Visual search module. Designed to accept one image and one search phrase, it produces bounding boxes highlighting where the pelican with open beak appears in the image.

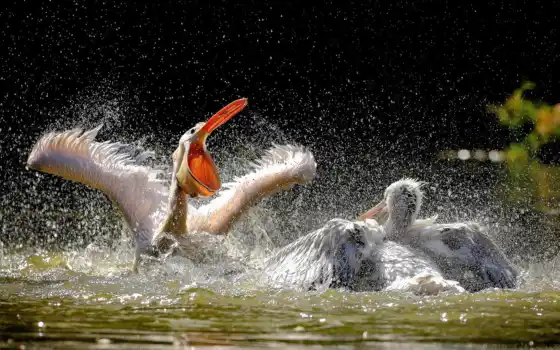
[27,98,317,272]
[176,99,247,198]
[153,99,249,260]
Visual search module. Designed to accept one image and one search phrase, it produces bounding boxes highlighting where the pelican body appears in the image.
[27,99,317,272]
[263,179,517,294]
[360,178,518,292]
[262,218,464,294]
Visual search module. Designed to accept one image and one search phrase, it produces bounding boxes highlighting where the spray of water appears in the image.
[1,82,559,296]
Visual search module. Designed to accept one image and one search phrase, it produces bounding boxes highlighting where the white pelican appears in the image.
[262,178,517,294]
[359,178,518,292]
[27,99,317,272]
[262,217,464,294]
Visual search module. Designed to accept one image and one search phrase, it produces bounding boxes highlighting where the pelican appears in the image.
[27,99,317,272]
[262,178,517,294]
[262,216,463,294]
[359,178,518,292]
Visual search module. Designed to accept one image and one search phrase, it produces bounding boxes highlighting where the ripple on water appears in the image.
[1,250,560,348]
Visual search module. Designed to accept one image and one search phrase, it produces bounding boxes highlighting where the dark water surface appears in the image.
[1,256,559,349]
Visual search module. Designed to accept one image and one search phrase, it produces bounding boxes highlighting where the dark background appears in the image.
[1,1,559,256]
[2,1,559,156]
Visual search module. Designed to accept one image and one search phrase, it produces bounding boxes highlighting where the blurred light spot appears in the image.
[457,149,471,161]
[488,150,505,163]
[473,149,486,161]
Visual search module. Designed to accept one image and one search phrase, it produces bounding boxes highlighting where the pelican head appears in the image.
[359,178,425,240]
[173,98,248,198]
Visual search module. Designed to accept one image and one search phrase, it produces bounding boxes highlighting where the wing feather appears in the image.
[27,125,168,247]
[189,144,317,234]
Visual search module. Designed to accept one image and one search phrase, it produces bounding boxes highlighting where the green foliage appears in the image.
[489,82,560,213]
[489,82,560,154]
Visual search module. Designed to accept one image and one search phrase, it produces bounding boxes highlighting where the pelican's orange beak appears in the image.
[358,200,388,221]
[179,98,248,197]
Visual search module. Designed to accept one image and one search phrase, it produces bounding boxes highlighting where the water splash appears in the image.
[1,82,560,296]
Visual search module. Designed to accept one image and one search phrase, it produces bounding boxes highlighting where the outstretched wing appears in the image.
[188,144,317,234]
[27,125,168,247]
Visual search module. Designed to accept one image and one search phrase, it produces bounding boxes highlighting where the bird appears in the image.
[359,178,518,292]
[260,216,464,295]
[261,178,517,294]
[26,99,317,272]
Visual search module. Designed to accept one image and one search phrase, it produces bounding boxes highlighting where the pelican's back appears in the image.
[263,219,384,291]
[408,222,518,291]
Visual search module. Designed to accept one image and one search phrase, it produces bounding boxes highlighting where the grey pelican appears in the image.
[263,179,517,294]
[359,178,518,292]
[262,217,463,294]
[27,99,317,272]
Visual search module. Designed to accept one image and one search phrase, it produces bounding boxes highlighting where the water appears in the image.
[1,249,560,349]
[2,110,560,348]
